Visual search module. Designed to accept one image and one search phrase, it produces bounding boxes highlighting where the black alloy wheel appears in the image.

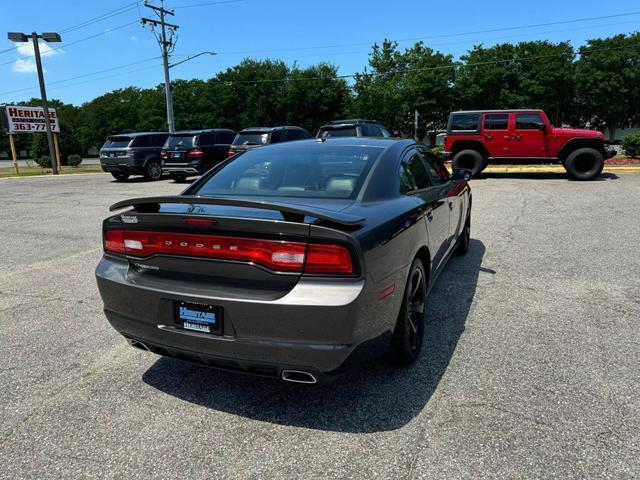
[388,258,427,364]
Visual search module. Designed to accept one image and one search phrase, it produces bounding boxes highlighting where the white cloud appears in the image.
[11,41,61,73]
[15,41,61,57]
[12,58,39,73]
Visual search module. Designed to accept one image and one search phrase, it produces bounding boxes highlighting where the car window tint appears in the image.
[270,130,283,144]
[131,136,150,147]
[516,113,545,130]
[193,145,383,199]
[166,135,195,149]
[320,127,357,138]
[198,133,216,146]
[421,151,450,185]
[148,134,169,147]
[362,124,383,137]
[103,137,132,148]
[220,132,235,144]
[484,113,509,130]
[400,153,430,193]
[233,133,270,146]
[451,114,480,131]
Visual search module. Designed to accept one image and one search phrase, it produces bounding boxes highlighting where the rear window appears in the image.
[103,137,132,149]
[450,114,480,132]
[233,133,270,146]
[193,144,383,199]
[319,127,358,138]
[165,135,195,149]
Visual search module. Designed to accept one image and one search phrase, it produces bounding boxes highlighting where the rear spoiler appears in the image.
[109,195,365,227]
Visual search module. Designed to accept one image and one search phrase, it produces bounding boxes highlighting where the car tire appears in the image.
[144,160,162,181]
[455,212,471,255]
[171,174,187,183]
[111,172,129,181]
[388,258,427,365]
[452,149,484,177]
[564,148,604,181]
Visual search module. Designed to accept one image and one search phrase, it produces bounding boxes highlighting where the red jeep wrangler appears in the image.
[442,110,616,180]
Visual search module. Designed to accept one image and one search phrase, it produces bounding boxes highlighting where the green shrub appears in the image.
[67,154,82,167]
[621,134,640,157]
[431,145,444,155]
[34,155,51,168]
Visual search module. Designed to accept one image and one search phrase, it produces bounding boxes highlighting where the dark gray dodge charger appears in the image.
[96,137,472,384]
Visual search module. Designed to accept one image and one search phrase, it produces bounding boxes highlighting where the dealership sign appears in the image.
[5,105,59,134]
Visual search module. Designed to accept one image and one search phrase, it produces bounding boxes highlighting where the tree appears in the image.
[575,33,640,140]
[354,40,455,138]
[454,41,576,125]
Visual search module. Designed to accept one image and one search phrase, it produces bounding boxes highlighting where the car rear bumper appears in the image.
[95,256,393,379]
[100,159,144,175]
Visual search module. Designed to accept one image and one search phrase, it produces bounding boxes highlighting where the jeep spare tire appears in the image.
[452,149,484,177]
[564,148,604,181]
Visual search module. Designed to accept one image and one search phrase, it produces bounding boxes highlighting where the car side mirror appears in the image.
[451,168,472,182]
[539,123,547,132]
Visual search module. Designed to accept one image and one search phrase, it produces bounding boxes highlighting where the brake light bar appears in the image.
[103,230,353,274]
[188,148,205,158]
[160,150,168,159]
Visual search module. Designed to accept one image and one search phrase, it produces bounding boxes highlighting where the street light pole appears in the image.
[31,32,58,175]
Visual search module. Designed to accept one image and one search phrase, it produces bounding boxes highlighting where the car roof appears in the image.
[321,119,380,128]
[172,129,236,135]
[238,126,303,133]
[451,109,544,115]
[109,132,169,138]
[256,136,407,150]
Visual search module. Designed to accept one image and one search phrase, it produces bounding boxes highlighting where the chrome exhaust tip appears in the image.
[128,339,151,352]
[281,370,317,384]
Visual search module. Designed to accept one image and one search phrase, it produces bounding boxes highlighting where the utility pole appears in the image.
[142,1,178,133]
[414,110,420,141]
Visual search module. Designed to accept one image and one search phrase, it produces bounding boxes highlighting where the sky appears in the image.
[0,0,638,106]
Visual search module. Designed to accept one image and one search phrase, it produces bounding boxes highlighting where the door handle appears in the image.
[512,134,522,141]
[484,134,493,141]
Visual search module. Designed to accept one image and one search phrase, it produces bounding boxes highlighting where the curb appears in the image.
[481,166,640,173]
[0,172,108,180]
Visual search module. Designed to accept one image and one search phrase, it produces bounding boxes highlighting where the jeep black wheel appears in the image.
[452,149,484,177]
[388,258,427,365]
[564,148,604,181]
[144,161,162,181]
[111,172,129,181]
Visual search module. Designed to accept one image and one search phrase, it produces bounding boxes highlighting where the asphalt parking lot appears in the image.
[1,172,639,479]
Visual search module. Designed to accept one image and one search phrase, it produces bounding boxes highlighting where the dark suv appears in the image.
[228,126,312,157]
[161,129,236,182]
[100,132,170,181]
[316,119,391,139]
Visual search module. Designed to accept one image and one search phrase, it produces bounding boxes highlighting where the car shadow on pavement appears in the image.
[477,172,619,181]
[142,239,486,433]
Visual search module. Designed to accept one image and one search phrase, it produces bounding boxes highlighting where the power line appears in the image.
[215,10,640,56]
[60,1,141,33]
[173,0,243,8]
[0,57,160,96]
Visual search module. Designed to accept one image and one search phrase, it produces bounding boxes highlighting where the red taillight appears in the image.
[305,244,353,274]
[188,148,205,158]
[104,229,125,254]
[160,150,168,159]
[228,147,237,158]
[103,229,354,274]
